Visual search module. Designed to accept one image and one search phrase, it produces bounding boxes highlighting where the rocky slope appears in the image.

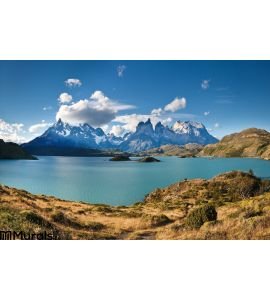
[0,139,36,160]
[199,128,270,159]
[1,171,270,239]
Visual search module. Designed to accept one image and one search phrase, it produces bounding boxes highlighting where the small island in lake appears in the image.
[110,155,131,161]
[138,156,160,163]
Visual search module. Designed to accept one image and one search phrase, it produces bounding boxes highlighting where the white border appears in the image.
[1,0,270,60]
[1,1,270,299]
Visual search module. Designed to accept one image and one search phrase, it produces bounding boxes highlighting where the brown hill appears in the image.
[199,128,270,159]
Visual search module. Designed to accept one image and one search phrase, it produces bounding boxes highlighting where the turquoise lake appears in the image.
[0,156,269,205]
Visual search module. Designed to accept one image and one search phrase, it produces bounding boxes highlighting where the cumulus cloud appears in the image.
[58,92,73,104]
[56,90,135,127]
[151,108,163,116]
[65,78,82,87]
[29,121,53,135]
[117,65,126,77]
[164,97,186,112]
[113,96,188,133]
[204,111,210,116]
[0,119,26,143]
[110,125,125,137]
[114,113,173,133]
[201,79,210,90]
[114,114,156,132]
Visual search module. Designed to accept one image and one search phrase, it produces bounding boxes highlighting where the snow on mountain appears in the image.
[23,119,111,150]
[23,118,218,153]
[120,119,218,152]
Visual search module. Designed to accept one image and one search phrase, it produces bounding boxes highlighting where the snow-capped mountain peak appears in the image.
[23,119,218,153]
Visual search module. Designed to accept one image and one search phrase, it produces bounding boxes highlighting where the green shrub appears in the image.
[186,205,217,229]
[51,211,82,229]
[21,210,46,226]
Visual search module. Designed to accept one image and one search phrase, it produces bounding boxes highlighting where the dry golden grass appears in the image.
[1,171,270,239]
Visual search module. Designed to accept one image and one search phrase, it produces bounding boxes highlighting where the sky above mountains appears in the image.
[0,60,270,143]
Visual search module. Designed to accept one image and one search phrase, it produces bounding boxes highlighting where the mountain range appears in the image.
[22,118,218,154]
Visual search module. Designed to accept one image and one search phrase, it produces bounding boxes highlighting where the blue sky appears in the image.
[0,60,270,143]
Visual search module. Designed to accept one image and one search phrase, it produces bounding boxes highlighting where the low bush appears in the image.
[186,205,217,229]
[21,210,46,226]
[51,211,82,229]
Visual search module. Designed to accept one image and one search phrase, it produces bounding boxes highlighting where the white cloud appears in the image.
[43,106,53,111]
[114,113,173,132]
[65,78,82,87]
[117,65,126,77]
[0,119,26,143]
[204,111,210,116]
[214,123,220,128]
[58,92,73,104]
[28,121,53,135]
[201,79,210,90]
[164,97,186,112]
[56,90,135,127]
[114,114,156,132]
[110,125,125,137]
[151,108,163,116]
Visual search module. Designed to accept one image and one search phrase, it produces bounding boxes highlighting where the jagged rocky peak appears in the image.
[136,118,154,135]
[95,127,106,136]
[154,121,166,133]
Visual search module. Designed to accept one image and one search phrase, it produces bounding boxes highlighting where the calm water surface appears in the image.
[0,156,269,205]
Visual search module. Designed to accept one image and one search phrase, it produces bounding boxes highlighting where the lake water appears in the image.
[0,156,270,206]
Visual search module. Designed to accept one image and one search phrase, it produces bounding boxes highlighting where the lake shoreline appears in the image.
[1,156,270,206]
[1,170,270,239]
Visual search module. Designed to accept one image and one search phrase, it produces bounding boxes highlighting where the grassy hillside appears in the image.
[0,139,36,160]
[1,171,270,239]
[199,128,270,159]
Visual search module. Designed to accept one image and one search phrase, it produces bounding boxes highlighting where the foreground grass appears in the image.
[1,171,270,239]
